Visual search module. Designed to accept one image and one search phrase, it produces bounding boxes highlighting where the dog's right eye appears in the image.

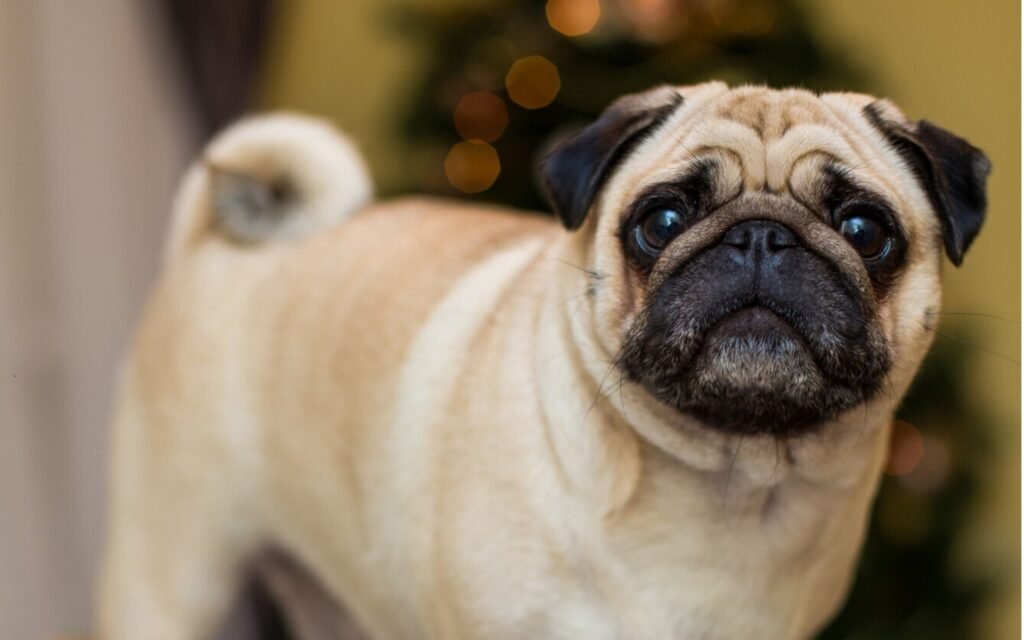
[632,208,685,261]
[839,214,890,260]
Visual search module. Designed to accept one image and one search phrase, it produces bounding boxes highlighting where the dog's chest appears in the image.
[567,476,873,640]
[443,527,833,640]
[263,526,834,640]
[422,482,860,640]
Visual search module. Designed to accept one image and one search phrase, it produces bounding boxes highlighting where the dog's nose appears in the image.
[721,220,799,265]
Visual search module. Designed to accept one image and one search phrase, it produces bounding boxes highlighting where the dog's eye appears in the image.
[840,214,890,259]
[634,208,685,258]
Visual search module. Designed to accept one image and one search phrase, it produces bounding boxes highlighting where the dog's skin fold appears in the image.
[98,83,989,639]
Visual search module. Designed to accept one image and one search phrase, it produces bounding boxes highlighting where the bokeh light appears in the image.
[617,0,690,43]
[505,55,561,109]
[546,0,602,37]
[885,420,925,476]
[899,433,951,494]
[454,91,509,143]
[444,141,501,193]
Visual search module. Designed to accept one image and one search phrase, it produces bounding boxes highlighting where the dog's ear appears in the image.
[864,101,991,266]
[540,86,683,230]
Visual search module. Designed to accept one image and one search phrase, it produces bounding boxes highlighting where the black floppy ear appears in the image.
[540,87,683,230]
[915,120,992,265]
[864,103,991,266]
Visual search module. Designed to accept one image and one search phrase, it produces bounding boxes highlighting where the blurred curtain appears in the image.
[159,0,276,136]
[0,1,198,637]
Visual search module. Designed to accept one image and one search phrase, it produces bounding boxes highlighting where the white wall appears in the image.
[0,2,197,637]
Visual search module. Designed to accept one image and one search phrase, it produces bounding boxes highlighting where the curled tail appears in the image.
[165,113,373,263]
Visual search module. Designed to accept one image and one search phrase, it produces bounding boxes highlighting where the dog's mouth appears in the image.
[619,251,890,437]
[695,305,820,376]
[707,305,801,341]
[678,305,833,435]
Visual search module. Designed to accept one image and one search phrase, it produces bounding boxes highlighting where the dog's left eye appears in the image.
[633,208,686,259]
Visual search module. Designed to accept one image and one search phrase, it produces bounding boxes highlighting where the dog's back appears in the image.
[100,115,564,639]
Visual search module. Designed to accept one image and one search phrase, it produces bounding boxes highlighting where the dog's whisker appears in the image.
[882,369,899,405]
[585,345,628,423]
[552,258,607,281]
[933,311,1020,324]
[928,327,1020,365]
[617,369,630,423]
[670,132,701,162]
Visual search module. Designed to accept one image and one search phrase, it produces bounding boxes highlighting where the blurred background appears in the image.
[0,0,1018,638]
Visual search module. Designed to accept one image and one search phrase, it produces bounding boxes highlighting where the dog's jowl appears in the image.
[99,84,989,640]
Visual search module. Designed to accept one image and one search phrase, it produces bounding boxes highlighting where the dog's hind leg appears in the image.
[97,367,260,640]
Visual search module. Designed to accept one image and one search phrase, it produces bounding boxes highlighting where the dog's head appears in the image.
[542,83,989,439]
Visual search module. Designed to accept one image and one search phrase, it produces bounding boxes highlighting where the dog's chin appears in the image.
[647,308,867,437]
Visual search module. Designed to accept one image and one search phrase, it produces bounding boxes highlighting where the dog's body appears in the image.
[99,83,990,639]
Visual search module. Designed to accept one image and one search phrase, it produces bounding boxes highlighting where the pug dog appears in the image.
[98,82,990,640]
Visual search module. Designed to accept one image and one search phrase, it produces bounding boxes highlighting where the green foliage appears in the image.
[388,0,864,209]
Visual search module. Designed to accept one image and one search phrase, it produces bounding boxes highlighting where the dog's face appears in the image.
[542,83,989,439]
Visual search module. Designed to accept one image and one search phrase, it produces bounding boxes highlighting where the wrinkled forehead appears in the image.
[616,84,906,205]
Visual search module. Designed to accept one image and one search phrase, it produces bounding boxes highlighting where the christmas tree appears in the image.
[388,0,864,208]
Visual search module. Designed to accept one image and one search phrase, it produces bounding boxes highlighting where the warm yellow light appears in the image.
[505,55,561,110]
[445,141,501,193]
[618,0,687,43]
[885,420,925,476]
[546,0,601,37]
[454,91,509,143]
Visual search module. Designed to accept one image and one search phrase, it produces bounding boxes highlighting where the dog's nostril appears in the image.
[722,227,752,249]
[722,220,798,255]
[767,227,799,250]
